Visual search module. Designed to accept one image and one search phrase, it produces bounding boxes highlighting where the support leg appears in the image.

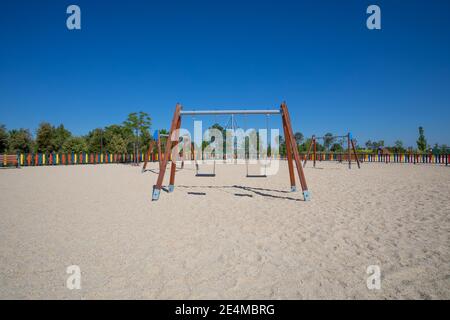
[282,114,296,192]
[168,117,181,192]
[153,104,182,201]
[142,141,154,173]
[303,135,314,168]
[348,133,351,169]
[281,102,310,200]
[351,138,361,169]
[157,132,163,171]
[313,137,317,168]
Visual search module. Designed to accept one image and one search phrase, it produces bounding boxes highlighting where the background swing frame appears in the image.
[303,133,361,169]
[142,131,183,173]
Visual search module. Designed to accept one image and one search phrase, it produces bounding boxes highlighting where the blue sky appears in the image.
[0,0,449,147]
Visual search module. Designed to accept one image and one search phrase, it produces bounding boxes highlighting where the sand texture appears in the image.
[0,161,449,299]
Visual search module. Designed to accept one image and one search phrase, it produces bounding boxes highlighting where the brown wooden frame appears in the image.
[303,133,361,169]
[151,102,310,201]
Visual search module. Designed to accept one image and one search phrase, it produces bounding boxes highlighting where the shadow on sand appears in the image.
[176,185,302,201]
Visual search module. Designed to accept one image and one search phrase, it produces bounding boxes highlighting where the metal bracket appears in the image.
[303,190,311,201]
[152,186,161,201]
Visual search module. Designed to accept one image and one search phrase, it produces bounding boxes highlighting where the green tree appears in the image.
[299,138,312,153]
[8,129,34,153]
[315,141,325,152]
[104,124,128,140]
[107,134,127,154]
[0,124,8,153]
[62,137,88,153]
[365,140,373,150]
[86,128,105,153]
[330,142,344,152]
[139,129,151,152]
[372,140,385,150]
[36,122,55,153]
[416,126,427,152]
[393,140,405,153]
[323,133,335,151]
[294,132,304,145]
[52,124,71,152]
[431,143,440,155]
[123,112,152,163]
[279,134,286,157]
[104,124,134,153]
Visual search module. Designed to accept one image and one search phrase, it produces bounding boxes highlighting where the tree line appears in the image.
[288,127,448,155]
[0,112,151,156]
[0,117,447,156]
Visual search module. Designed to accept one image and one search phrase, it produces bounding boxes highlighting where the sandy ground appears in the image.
[0,161,449,299]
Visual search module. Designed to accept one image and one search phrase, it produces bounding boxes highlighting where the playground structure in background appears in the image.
[142,130,175,173]
[303,133,361,169]
[151,102,310,202]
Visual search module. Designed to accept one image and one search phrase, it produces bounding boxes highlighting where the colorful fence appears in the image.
[194,152,449,165]
[1,152,154,167]
[1,152,449,167]
[298,152,449,165]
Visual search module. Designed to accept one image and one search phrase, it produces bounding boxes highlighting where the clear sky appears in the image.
[1,0,449,147]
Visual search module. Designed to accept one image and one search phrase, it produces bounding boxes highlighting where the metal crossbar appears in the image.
[314,135,348,140]
[180,109,281,116]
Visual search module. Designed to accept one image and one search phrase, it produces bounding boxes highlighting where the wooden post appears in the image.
[282,112,296,191]
[313,137,317,168]
[168,116,182,192]
[348,133,351,169]
[152,104,182,201]
[142,141,155,172]
[350,134,361,169]
[302,135,315,168]
[280,102,310,200]
[157,131,163,170]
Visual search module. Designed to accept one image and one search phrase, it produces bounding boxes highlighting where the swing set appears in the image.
[142,130,165,172]
[151,102,310,202]
[303,133,361,169]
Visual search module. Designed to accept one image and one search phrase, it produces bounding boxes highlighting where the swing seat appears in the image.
[246,159,269,178]
[195,160,216,177]
[195,173,216,177]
